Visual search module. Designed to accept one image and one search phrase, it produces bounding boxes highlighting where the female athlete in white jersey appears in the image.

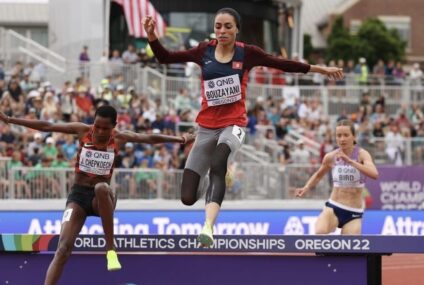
[296,119,379,234]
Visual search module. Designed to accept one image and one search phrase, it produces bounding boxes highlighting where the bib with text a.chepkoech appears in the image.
[78,147,115,176]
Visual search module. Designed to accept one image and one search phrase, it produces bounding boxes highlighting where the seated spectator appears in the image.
[392,62,405,85]
[385,124,404,166]
[153,145,171,170]
[0,92,14,116]
[3,150,30,198]
[372,59,386,85]
[43,137,58,160]
[51,152,70,168]
[61,134,78,160]
[291,141,310,164]
[0,124,16,151]
[410,63,423,96]
[121,142,139,168]
[40,92,59,121]
[122,44,138,64]
[60,88,75,122]
[278,142,292,166]
[372,121,385,138]
[75,86,93,115]
[174,88,192,115]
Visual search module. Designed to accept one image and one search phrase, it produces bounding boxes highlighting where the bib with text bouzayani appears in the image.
[78,147,115,176]
[204,74,241,107]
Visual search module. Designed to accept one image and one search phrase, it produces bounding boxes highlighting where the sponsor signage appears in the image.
[1,210,424,236]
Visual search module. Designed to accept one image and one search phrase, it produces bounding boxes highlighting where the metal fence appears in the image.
[1,135,424,200]
[0,163,331,201]
[251,127,424,166]
[360,137,424,165]
[245,84,424,118]
[141,68,424,121]
[148,69,419,121]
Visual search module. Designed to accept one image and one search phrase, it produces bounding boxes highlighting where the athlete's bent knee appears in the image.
[181,169,201,206]
[94,182,110,197]
[181,196,196,206]
[55,242,73,262]
[209,144,231,177]
[205,143,231,205]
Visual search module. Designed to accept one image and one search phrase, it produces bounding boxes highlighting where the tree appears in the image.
[356,19,405,66]
[325,16,355,63]
[327,16,350,45]
[303,34,313,62]
[325,16,405,67]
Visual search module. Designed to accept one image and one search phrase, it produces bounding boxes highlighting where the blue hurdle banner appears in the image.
[1,234,424,254]
[0,210,424,235]
[0,250,370,285]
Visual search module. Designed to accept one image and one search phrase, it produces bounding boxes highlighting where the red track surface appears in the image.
[383,254,424,285]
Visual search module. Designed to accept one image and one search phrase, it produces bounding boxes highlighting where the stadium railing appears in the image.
[0,164,328,201]
[0,138,423,200]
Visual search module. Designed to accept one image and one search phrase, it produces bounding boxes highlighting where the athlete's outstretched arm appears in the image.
[309,65,344,81]
[295,154,332,197]
[246,45,344,81]
[142,16,203,64]
[143,16,158,42]
[116,130,196,145]
[0,111,89,134]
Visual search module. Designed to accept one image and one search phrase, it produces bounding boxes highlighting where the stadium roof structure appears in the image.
[301,0,358,49]
[0,1,48,25]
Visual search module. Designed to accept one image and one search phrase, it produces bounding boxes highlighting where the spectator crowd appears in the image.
[1,51,424,198]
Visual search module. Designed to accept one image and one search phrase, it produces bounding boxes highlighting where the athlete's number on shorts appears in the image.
[236,128,242,139]
[232,126,245,143]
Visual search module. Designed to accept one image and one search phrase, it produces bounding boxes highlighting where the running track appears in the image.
[383,254,424,285]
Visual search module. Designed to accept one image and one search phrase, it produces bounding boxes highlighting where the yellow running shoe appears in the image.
[197,222,214,247]
[106,250,122,271]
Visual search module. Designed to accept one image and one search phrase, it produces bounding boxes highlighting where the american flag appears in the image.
[113,0,167,38]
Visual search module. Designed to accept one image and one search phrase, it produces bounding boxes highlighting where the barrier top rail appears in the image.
[1,234,424,254]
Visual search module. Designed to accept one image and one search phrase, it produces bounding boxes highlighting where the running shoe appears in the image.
[106,250,122,271]
[197,222,214,247]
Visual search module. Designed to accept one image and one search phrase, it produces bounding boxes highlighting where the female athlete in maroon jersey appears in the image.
[0,105,195,284]
[143,8,343,246]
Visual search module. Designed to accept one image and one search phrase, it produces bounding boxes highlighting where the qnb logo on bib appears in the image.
[79,147,114,176]
[204,74,242,106]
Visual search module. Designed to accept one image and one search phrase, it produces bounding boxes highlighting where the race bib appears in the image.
[78,147,114,176]
[204,74,242,106]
